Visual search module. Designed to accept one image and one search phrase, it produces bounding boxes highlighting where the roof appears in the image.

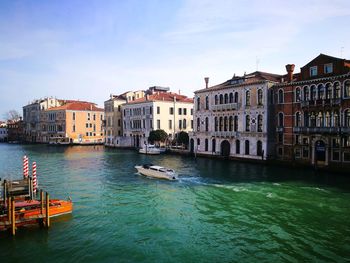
[195,71,282,93]
[127,92,193,104]
[301,53,350,69]
[46,102,103,112]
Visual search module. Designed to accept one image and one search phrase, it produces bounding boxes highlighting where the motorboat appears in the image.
[135,164,178,180]
[139,144,161,155]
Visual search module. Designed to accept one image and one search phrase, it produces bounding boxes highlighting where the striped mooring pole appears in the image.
[23,155,29,179]
[32,162,37,193]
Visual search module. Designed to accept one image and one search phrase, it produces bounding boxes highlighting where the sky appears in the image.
[1,0,350,118]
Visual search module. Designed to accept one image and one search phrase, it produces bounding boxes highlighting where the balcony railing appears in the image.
[293,127,340,134]
[212,103,239,111]
[212,131,239,137]
[300,98,341,108]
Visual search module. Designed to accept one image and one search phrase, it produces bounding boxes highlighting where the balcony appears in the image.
[300,98,341,108]
[212,103,239,111]
[293,127,340,134]
[212,131,238,137]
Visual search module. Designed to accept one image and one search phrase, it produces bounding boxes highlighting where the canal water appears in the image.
[0,144,349,262]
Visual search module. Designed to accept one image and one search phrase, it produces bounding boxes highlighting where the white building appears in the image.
[189,72,281,160]
[0,122,7,142]
[115,87,194,148]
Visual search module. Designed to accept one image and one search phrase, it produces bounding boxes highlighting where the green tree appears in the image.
[176,131,189,145]
[148,129,168,144]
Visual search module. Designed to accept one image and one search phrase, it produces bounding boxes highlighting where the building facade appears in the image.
[7,119,25,143]
[189,72,281,160]
[273,54,350,168]
[40,101,105,144]
[117,88,193,148]
[0,122,7,142]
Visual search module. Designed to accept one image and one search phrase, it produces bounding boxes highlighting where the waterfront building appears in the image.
[7,118,25,143]
[0,122,7,142]
[40,101,104,144]
[104,91,145,146]
[118,87,193,148]
[189,72,281,160]
[23,98,63,142]
[273,54,350,168]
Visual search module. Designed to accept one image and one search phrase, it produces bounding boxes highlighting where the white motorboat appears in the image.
[139,144,161,155]
[135,164,178,180]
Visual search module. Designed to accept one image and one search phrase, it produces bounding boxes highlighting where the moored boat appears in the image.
[138,144,161,155]
[135,164,178,180]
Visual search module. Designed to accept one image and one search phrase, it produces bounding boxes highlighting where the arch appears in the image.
[344,79,350,98]
[257,140,263,157]
[214,117,218,131]
[197,117,200,131]
[234,92,239,103]
[295,112,301,127]
[205,96,209,110]
[278,89,284,103]
[303,85,310,101]
[229,93,234,103]
[344,109,350,127]
[333,81,341,98]
[235,139,240,154]
[205,138,208,151]
[224,116,228,131]
[315,140,326,162]
[245,140,250,155]
[219,94,223,104]
[257,114,263,132]
[212,139,216,153]
[245,115,250,131]
[205,117,209,131]
[224,94,228,104]
[310,85,317,100]
[295,87,301,102]
[257,89,263,105]
[229,116,233,131]
[246,90,251,106]
[310,111,316,127]
[278,112,284,127]
[197,97,200,110]
[325,82,332,99]
[215,95,218,105]
[234,116,238,131]
[317,83,325,100]
[333,110,340,127]
[221,140,230,157]
[304,111,309,127]
[219,117,223,131]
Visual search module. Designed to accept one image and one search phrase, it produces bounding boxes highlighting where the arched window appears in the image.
[212,139,216,153]
[246,90,251,106]
[304,111,309,127]
[214,117,218,131]
[318,84,325,99]
[334,82,341,99]
[278,112,284,127]
[197,97,200,110]
[278,89,284,104]
[303,86,310,101]
[234,116,238,131]
[295,112,301,127]
[325,83,332,99]
[229,116,233,131]
[295,87,301,102]
[219,94,223,104]
[310,112,316,127]
[234,92,239,103]
[229,93,233,103]
[219,117,223,131]
[205,96,209,110]
[344,80,350,98]
[197,138,200,148]
[334,110,340,127]
[197,117,200,131]
[205,139,208,151]
[345,109,350,127]
[215,95,218,105]
[310,85,316,100]
[257,141,263,156]
[316,111,324,127]
[257,114,263,132]
[325,111,331,127]
[245,115,250,131]
[224,94,228,104]
[257,89,263,105]
[236,140,240,154]
[224,116,228,131]
[245,140,250,155]
[205,117,208,131]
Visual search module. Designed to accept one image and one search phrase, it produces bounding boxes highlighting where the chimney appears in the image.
[204,77,209,89]
[285,64,295,82]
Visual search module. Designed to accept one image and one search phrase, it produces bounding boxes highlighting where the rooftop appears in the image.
[46,102,103,112]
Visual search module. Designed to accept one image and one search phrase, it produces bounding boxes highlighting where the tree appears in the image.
[3,110,21,121]
[176,131,189,145]
[148,129,168,144]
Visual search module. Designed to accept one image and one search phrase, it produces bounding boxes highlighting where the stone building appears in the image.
[189,72,281,160]
[273,54,350,168]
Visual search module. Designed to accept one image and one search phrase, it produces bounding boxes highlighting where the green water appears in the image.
[0,144,349,262]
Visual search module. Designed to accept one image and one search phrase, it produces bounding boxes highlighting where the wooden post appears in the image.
[40,190,44,215]
[3,180,7,204]
[8,197,11,222]
[29,177,33,200]
[46,192,50,228]
[11,197,15,236]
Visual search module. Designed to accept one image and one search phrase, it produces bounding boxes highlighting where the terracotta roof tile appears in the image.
[47,102,103,112]
[127,92,193,104]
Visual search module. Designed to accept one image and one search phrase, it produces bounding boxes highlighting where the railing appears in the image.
[293,127,340,133]
[212,103,239,111]
[300,98,341,108]
[212,131,239,137]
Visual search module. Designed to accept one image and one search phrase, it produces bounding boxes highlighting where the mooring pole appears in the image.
[46,192,50,228]
[11,197,15,236]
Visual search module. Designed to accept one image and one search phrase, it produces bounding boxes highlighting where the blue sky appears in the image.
[1,0,350,117]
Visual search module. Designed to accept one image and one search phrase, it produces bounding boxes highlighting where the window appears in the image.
[219,94,223,104]
[184,108,187,115]
[236,140,240,154]
[245,91,250,106]
[170,107,174,115]
[179,120,182,129]
[205,117,209,131]
[86,123,89,128]
[93,114,96,121]
[344,80,350,97]
[215,95,218,105]
[318,84,325,99]
[73,125,75,132]
[197,97,200,110]
[87,113,90,121]
[295,112,301,127]
[224,116,228,131]
[157,107,160,114]
[234,92,238,103]
[205,139,208,151]
[191,120,193,129]
[334,82,341,98]
[257,141,263,156]
[191,109,193,115]
[295,88,301,102]
[345,109,350,127]
[183,119,187,129]
[310,66,317,76]
[278,89,284,104]
[86,132,89,136]
[214,117,218,131]
[229,116,233,131]
[73,112,75,120]
[310,85,316,100]
[205,97,209,109]
[257,115,263,132]
[229,93,233,103]
[169,120,172,129]
[197,118,200,131]
[257,89,263,105]
[212,139,216,153]
[143,119,145,128]
[150,106,153,115]
[278,112,284,127]
[304,86,310,101]
[245,140,250,155]
[325,83,332,99]
[324,63,333,74]
[245,115,250,132]
[157,120,160,129]
[224,94,228,104]
[197,138,200,146]
[178,108,182,115]
[234,116,238,132]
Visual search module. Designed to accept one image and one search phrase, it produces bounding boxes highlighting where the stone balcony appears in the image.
[293,127,341,134]
[212,103,239,111]
[300,98,341,108]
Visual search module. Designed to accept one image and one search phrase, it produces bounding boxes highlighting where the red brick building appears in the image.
[273,54,350,169]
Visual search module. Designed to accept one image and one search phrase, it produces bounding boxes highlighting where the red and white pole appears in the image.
[32,162,37,193]
[23,156,29,179]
